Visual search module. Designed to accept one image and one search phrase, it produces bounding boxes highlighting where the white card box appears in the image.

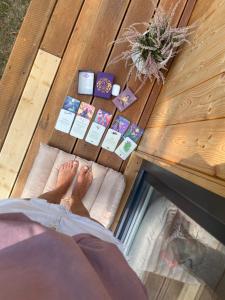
[78,71,94,95]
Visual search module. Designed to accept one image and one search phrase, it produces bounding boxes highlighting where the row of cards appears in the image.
[55,96,144,160]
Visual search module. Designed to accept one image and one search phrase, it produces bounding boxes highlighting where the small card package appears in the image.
[78,70,95,95]
[70,102,95,139]
[115,137,137,160]
[112,87,137,112]
[94,72,114,99]
[85,109,112,146]
[55,96,80,133]
[101,116,130,152]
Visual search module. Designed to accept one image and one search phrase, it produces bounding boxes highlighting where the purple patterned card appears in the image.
[112,87,137,112]
[94,109,112,127]
[94,72,114,99]
[63,96,80,113]
[111,115,130,135]
[123,123,144,142]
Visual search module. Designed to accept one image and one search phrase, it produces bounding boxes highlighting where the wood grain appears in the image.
[149,72,225,127]
[111,152,143,231]
[41,0,84,57]
[11,0,102,197]
[139,119,225,179]
[0,50,60,198]
[157,0,225,100]
[97,0,189,170]
[73,0,157,161]
[135,151,225,198]
[0,0,56,150]
[50,0,131,154]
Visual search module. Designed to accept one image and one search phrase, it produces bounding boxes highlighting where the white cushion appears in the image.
[22,144,125,228]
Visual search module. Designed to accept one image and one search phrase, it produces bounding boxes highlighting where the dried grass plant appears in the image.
[109,2,194,90]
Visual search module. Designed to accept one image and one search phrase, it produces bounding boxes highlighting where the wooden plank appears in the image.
[10,0,109,197]
[149,73,225,127]
[73,0,158,161]
[139,119,225,180]
[159,279,184,300]
[119,0,197,173]
[0,50,60,198]
[135,151,225,198]
[49,0,131,154]
[157,0,225,100]
[97,0,189,170]
[0,0,57,150]
[197,285,217,300]
[41,0,84,57]
[111,152,142,231]
[177,284,201,300]
[144,273,166,300]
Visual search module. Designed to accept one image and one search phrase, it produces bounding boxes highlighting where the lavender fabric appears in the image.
[0,213,147,300]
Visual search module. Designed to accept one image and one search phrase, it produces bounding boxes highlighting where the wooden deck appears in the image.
[0,0,220,299]
[0,0,194,200]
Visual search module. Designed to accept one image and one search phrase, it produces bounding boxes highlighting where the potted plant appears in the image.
[110,3,193,90]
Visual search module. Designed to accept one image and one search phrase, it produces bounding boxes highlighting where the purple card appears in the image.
[94,109,112,127]
[112,87,137,112]
[63,96,80,113]
[77,102,95,120]
[123,123,144,142]
[94,72,114,99]
[111,115,130,135]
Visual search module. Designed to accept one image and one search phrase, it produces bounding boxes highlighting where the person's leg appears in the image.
[69,166,93,218]
[38,160,79,204]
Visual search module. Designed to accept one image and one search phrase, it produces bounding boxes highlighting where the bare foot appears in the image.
[56,160,79,194]
[72,165,93,202]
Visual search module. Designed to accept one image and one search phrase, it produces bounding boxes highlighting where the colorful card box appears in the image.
[102,116,130,152]
[112,87,137,112]
[85,109,112,146]
[94,72,114,99]
[70,102,95,139]
[123,123,144,142]
[55,96,80,133]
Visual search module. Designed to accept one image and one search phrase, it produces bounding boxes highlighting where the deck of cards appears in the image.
[55,67,143,161]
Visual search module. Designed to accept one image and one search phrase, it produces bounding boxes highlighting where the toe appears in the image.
[87,170,93,182]
[72,160,79,172]
[80,165,89,175]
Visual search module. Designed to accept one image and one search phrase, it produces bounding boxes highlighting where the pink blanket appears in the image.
[0,213,147,300]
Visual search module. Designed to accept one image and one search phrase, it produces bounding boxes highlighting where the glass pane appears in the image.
[125,186,225,300]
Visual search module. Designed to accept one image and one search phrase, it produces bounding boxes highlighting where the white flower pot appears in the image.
[131,51,148,75]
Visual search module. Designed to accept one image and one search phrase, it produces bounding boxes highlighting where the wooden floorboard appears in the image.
[97,0,189,171]
[41,0,84,57]
[11,0,102,197]
[0,0,57,151]
[0,50,60,198]
[72,0,156,161]
[50,0,131,156]
[10,0,196,198]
